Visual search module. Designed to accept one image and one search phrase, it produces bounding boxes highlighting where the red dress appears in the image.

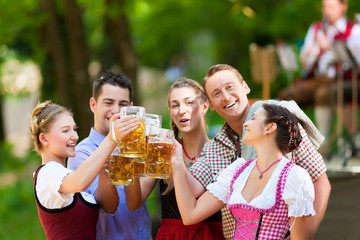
[155,179,224,240]
[33,165,99,240]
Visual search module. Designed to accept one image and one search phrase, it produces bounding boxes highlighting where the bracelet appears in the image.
[111,121,120,144]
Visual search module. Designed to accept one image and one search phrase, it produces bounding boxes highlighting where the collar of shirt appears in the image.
[334,16,347,32]
[214,123,238,151]
[327,16,347,39]
[88,127,106,148]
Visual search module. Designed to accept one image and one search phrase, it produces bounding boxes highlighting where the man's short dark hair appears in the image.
[92,71,133,101]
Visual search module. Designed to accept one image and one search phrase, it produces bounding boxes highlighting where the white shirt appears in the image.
[207,157,315,218]
[35,161,97,209]
[301,17,360,78]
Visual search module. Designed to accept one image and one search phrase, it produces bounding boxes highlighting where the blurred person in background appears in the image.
[278,0,360,157]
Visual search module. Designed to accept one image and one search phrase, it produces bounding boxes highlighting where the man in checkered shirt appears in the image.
[187,64,331,239]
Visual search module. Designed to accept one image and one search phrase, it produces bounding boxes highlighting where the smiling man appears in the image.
[67,71,151,240]
[187,64,331,240]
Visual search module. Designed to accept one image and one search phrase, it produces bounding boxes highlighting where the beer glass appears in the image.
[145,113,162,136]
[108,147,134,186]
[119,106,146,160]
[133,114,163,176]
[133,161,145,177]
[134,113,162,176]
[145,128,174,179]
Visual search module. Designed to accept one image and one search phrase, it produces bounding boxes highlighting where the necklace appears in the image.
[181,143,196,161]
[180,137,209,167]
[255,158,282,179]
[179,139,196,168]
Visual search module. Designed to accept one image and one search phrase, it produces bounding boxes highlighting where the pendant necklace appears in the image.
[255,158,282,179]
[180,139,196,168]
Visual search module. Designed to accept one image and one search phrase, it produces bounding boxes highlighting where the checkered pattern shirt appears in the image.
[190,123,326,239]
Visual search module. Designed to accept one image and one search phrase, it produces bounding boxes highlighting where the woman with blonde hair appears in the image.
[125,78,224,239]
[30,101,138,240]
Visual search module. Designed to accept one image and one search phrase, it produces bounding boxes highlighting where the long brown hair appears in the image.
[167,78,208,139]
[164,78,208,195]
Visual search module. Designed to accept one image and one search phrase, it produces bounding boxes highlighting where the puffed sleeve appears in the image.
[347,23,360,65]
[283,165,316,217]
[300,23,318,61]
[206,158,246,204]
[36,161,75,209]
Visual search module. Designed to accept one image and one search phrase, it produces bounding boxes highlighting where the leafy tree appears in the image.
[1,0,360,136]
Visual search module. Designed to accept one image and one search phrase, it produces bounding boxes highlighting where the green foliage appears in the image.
[0,142,20,173]
[0,142,35,174]
[0,144,44,240]
[0,0,44,61]
[2,0,360,100]
[146,184,161,222]
[0,179,45,240]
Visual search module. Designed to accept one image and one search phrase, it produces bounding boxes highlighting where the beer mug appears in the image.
[145,128,174,179]
[134,113,162,176]
[119,106,146,160]
[108,147,134,186]
[133,161,145,177]
[145,113,162,136]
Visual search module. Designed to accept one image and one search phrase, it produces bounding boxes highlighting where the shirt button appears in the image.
[140,227,143,231]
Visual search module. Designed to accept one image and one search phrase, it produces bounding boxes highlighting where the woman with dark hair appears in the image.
[171,104,315,240]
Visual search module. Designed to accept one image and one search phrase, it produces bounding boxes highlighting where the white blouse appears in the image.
[207,157,315,218]
[35,161,97,209]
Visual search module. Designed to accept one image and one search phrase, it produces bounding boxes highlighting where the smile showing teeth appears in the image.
[225,102,236,109]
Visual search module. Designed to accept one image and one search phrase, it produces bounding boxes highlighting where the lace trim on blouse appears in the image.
[207,157,315,217]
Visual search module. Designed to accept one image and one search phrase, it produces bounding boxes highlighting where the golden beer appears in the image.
[145,142,173,179]
[108,154,134,186]
[119,119,146,159]
[133,161,145,176]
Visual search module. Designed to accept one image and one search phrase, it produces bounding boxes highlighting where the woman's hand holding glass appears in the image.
[170,139,187,176]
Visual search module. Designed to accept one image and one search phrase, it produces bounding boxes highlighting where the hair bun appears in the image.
[29,100,71,153]
[263,103,302,154]
[30,101,53,135]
